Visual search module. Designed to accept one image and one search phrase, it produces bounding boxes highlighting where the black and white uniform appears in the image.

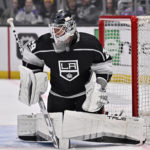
[23,32,112,113]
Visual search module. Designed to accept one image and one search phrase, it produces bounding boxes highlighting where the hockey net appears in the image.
[99,16,150,143]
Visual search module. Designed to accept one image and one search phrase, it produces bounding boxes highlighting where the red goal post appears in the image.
[99,16,150,117]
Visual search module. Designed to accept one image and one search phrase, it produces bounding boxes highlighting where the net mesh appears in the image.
[99,16,150,143]
[100,17,150,116]
[138,16,150,116]
[101,19,132,116]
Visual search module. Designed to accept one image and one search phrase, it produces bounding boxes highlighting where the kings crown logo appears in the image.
[58,60,79,81]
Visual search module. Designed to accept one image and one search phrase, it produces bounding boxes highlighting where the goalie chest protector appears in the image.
[31,32,110,97]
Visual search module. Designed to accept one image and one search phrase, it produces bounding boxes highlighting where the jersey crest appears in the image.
[58,60,79,81]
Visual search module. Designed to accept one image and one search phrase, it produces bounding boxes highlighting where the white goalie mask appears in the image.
[49,10,76,53]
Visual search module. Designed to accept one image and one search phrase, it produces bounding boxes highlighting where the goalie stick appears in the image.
[7,18,59,148]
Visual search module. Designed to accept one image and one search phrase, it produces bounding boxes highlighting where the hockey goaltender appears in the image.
[15,10,146,149]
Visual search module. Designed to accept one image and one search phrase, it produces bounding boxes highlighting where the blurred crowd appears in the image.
[0,0,149,26]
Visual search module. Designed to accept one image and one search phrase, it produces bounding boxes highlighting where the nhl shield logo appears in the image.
[58,60,79,81]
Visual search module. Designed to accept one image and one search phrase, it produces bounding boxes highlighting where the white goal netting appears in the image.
[99,16,150,144]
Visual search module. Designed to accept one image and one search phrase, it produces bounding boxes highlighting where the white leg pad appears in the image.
[18,111,146,148]
[62,111,146,143]
[17,112,63,141]
[18,114,36,137]
[36,113,63,140]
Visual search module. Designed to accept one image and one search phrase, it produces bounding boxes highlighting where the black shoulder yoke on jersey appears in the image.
[33,33,54,52]
[24,32,112,97]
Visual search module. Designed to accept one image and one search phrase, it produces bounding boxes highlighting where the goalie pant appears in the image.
[22,32,113,113]
[47,92,104,113]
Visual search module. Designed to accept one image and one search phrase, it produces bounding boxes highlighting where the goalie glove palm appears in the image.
[82,73,109,112]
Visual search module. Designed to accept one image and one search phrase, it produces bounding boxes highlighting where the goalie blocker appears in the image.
[19,65,48,106]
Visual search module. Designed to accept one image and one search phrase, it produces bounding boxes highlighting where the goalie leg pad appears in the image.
[19,65,48,106]
[62,110,146,143]
[17,112,63,141]
[17,114,37,141]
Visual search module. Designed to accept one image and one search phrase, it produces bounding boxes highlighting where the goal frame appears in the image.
[99,16,139,117]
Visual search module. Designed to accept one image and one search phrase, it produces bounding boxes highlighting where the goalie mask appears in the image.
[49,10,76,53]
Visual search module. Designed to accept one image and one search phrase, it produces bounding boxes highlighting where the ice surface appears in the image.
[0,79,150,150]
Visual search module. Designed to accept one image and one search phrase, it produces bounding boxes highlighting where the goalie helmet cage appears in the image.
[99,16,150,117]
